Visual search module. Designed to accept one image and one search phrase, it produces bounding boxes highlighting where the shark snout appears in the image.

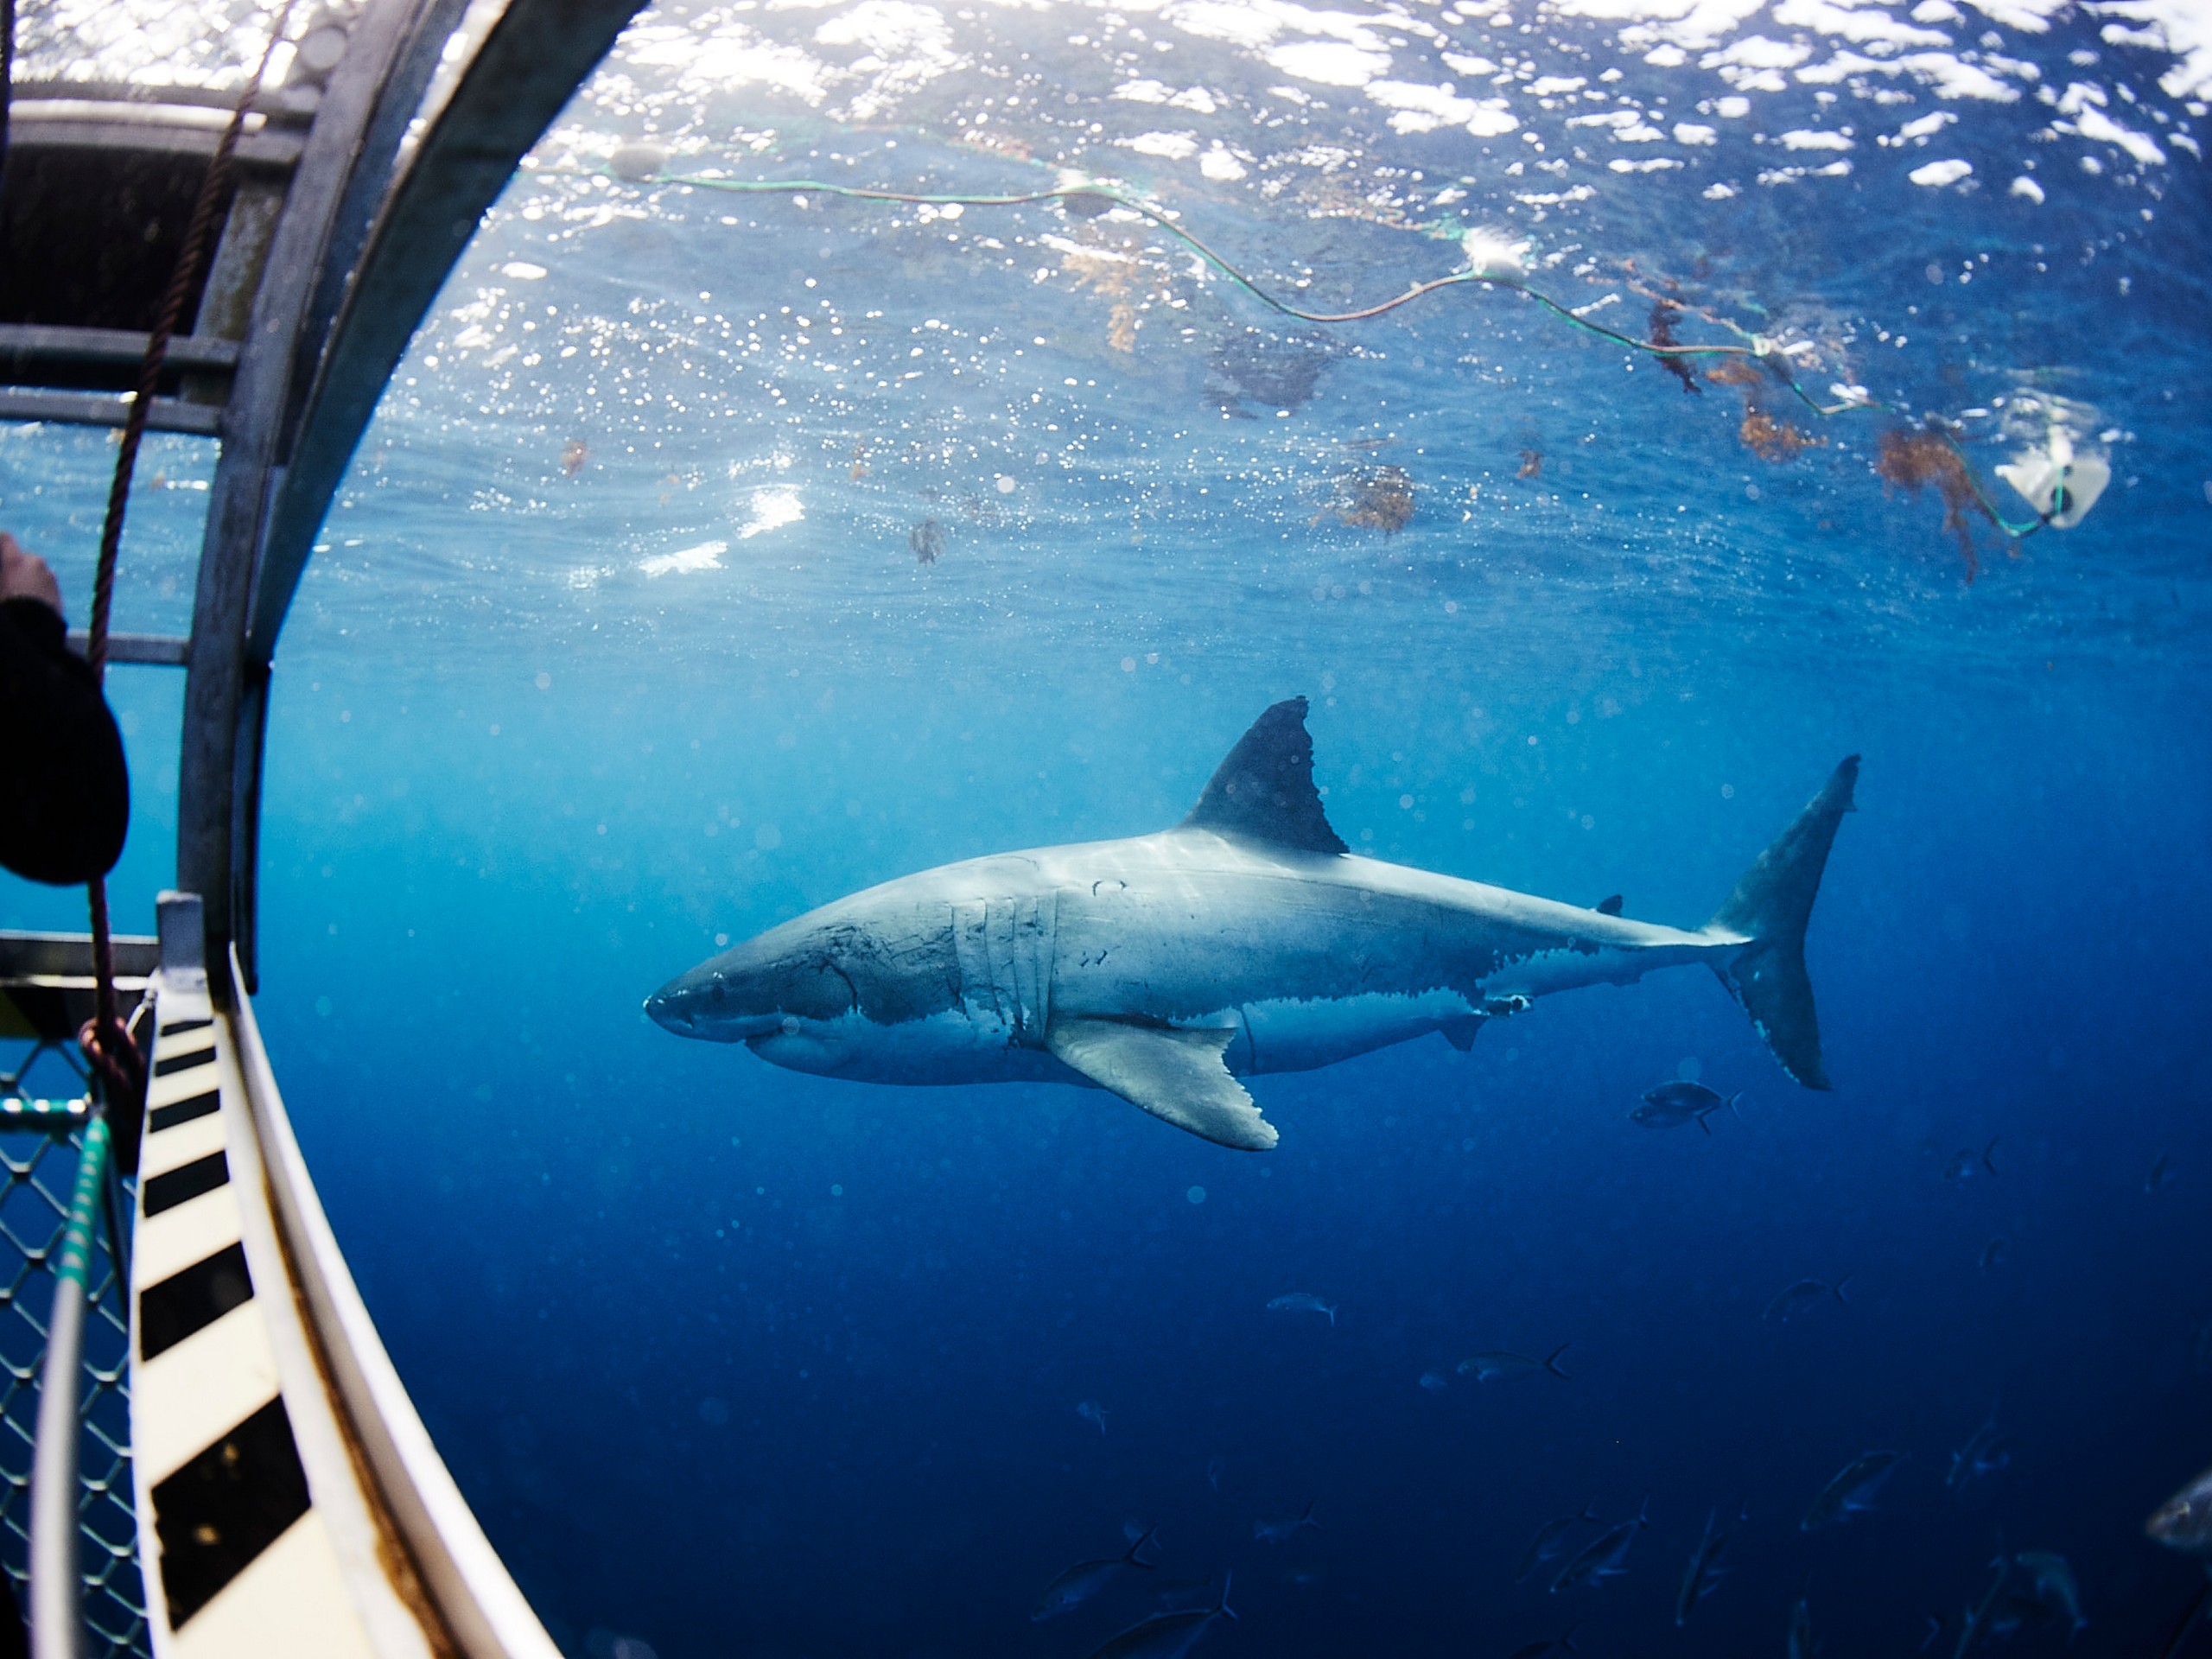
[645,964,788,1042]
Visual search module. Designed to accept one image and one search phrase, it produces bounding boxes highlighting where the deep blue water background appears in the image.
[7,0,2212,1652]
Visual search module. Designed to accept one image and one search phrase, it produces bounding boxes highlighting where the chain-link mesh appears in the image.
[0,1039,149,1658]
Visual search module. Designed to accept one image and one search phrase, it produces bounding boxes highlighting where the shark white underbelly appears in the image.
[649,698,1858,1150]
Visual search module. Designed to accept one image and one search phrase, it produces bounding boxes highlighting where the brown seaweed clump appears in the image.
[1517,448,1542,480]
[1704,357,1765,391]
[1739,410,1826,463]
[909,518,945,564]
[1649,302,1702,397]
[560,439,588,476]
[1319,465,1416,533]
[1874,427,2002,579]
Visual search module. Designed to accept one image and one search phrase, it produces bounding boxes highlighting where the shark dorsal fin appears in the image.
[1180,697,1347,855]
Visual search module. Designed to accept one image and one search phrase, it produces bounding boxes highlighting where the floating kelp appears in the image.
[1207,329,1332,418]
[560,439,588,476]
[1875,427,2004,579]
[1740,410,1825,462]
[1318,465,1415,533]
[1517,448,1542,480]
[1649,301,1702,397]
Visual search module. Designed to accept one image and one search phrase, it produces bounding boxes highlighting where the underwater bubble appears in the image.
[1186,1185,1207,1205]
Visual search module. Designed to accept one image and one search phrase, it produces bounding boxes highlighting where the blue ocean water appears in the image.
[7,0,2212,1652]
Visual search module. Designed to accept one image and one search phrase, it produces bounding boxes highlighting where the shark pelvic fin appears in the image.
[1180,697,1348,855]
[1046,1018,1280,1150]
[1440,1016,1484,1052]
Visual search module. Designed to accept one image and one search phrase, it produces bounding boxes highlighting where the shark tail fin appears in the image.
[1834,1273,1853,1306]
[1707,756,1859,1091]
[1544,1342,1573,1380]
[1217,1573,1237,1621]
[1127,1528,1160,1567]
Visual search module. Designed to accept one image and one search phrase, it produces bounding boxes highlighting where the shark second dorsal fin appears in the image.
[1179,697,1347,855]
[1046,1018,1280,1150]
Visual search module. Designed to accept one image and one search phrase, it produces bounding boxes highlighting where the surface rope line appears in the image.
[640,172,2053,542]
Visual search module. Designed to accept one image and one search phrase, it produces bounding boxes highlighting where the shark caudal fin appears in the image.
[1706,756,1859,1091]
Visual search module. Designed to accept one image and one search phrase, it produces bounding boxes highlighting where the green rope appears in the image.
[632,168,2055,537]
[52,1115,110,1294]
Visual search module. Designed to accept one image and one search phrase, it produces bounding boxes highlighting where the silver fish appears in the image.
[1550,1499,1647,1593]
[1764,1276,1852,1322]
[1789,1589,1816,1659]
[1205,1455,1225,1493]
[2147,1150,2171,1192]
[1675,1499,1747,1626]
[2011,1551,2086,1637]
[1506,1628,1580,1659]
[1954,1557,2010,1659]
[1459,1342,1572,1382]
[1266,1293,1338,1325]
[1945,1409,2012,1490]
[2148,1463,2212,1557]
[1419,1370,1449,1392]
[1979,1236,2010,1275]
[1254,1500,1319,1544]
[1944,1138,1999,1181]
[1632,1080,1742,1134]
[1034,1529,1159,1621]
[1077,1400,1109,1434]
[1516,1500,1599,1584]
[1802,1450,1904,1529]
[1084,1574,1236,1659]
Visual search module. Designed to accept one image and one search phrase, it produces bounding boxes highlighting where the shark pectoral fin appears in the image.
[1046,1018,1280,1151]
[1440,1016,1484,1052]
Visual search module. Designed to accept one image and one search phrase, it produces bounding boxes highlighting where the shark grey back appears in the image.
[646,698,1859,1149]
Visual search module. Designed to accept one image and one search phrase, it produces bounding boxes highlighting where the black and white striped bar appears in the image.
[131,988,370,1656]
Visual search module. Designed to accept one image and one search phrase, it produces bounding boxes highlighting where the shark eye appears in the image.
[779,1015,801,1034]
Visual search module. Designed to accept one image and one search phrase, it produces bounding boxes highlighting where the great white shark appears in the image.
[646,699,1857,1150]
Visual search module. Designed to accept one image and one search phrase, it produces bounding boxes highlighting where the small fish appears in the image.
[1084,1573,1236,1659]
[1802,1449,1904,1529]
[1764,1275,1852,1322]
[1946,1409,2013,1491]
[2148,1462,2212,1557]
[1516,1500,1599,1583]
[1266,1293,1338,1325]
[1254,1499,1320,1544]
[1945,1138,2000,1181]
[2147,1150,2171,1192]
[1459,1342,1572,1382]
[1033,1529,1160,1621]
[1632,1080,1742,1134]
[1507,1627,1580,1659]
[1979,1236,2010,1275]
[1077,1400,1109,1435]
[1675,1498,1748,1626]
[1419,1369,1450,1392]
[1550,1498,1648,1593]
[2011,1550,2086,1637]
[1789,1588,1817,1659]
[1955,1557,2010,1659]
[1205,1455,1225,1493]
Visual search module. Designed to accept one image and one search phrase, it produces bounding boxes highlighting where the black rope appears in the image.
[82,0,299,1116]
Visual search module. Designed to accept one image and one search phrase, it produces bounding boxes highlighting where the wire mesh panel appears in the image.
[0,1039,149,1659]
